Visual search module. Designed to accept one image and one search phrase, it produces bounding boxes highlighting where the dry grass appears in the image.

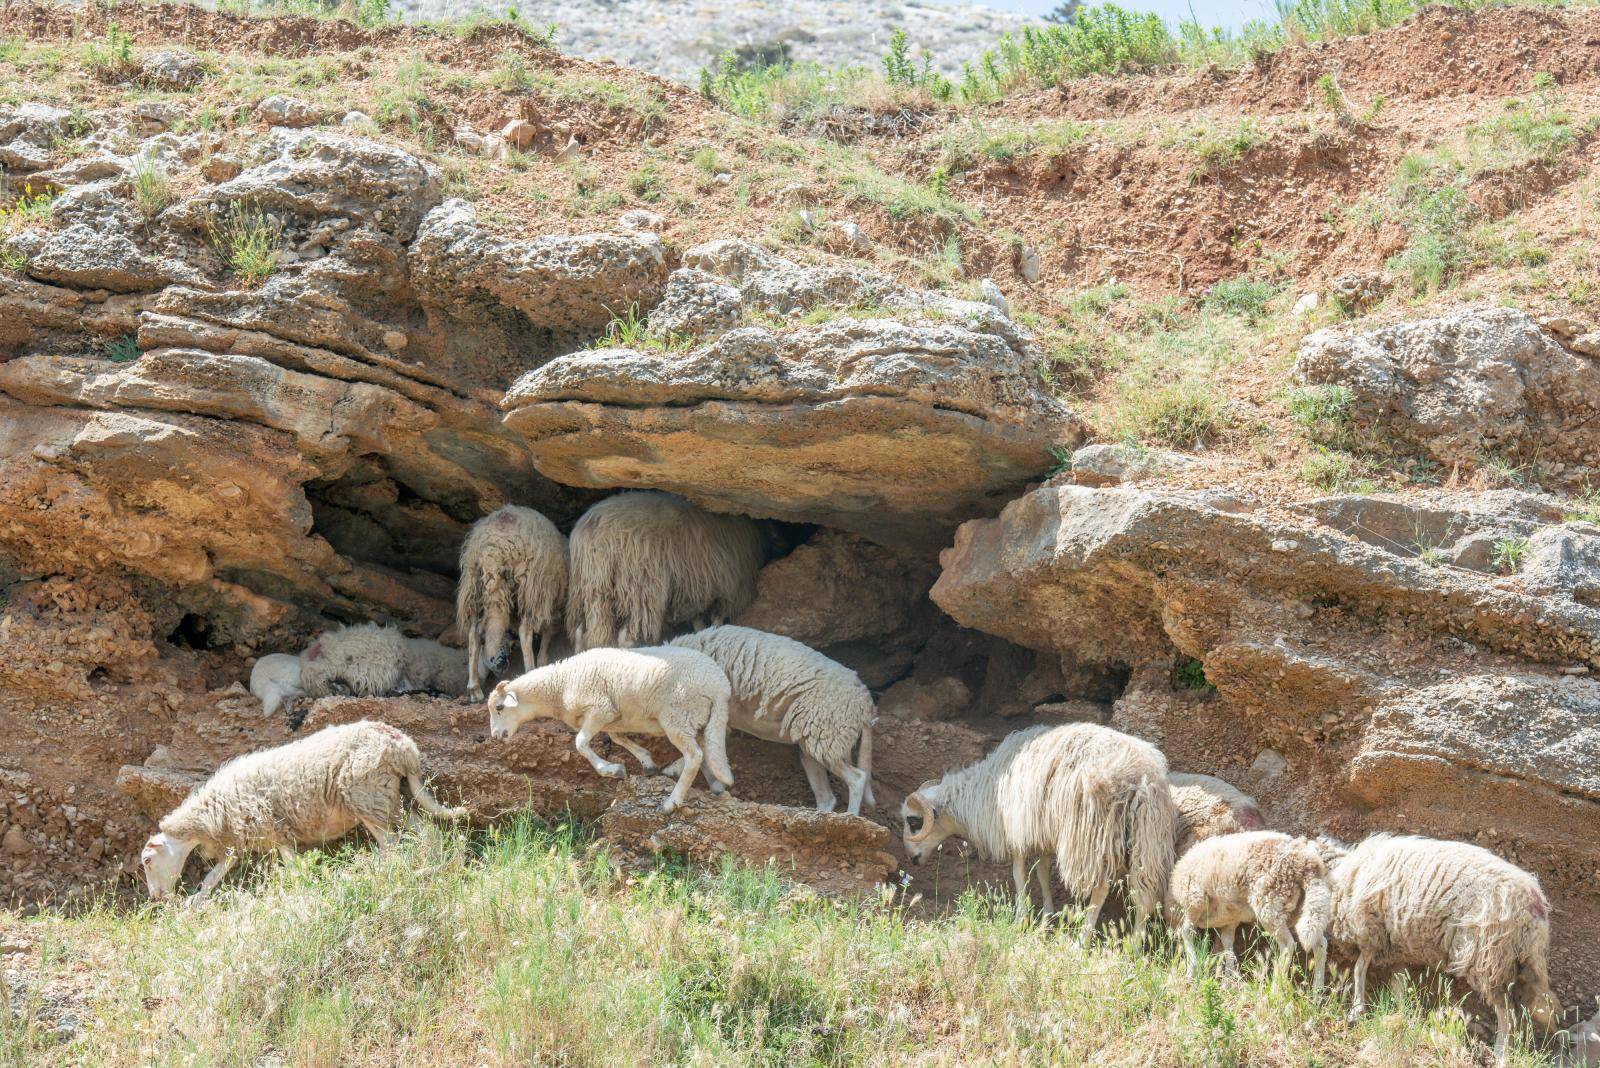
[0,817,1560,1066]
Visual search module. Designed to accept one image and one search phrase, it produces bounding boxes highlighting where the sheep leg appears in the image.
[608,733,658,773]
[798,751,837,813]
[824,755,869,817]
[1492,992,1513,1065]
[1217,925,1239,975]
[1268,923,1296,981]
[188,852,238,905]
[659,756,684,780]
[518,618,538,676]
[1010,855,1031,912]
[574,707,625,779]
[1349,952,1371,1020]
[662,726,702,814]
[465,623,485,702]
[536,630,554,668]
[1034,863,1055,915]
[1179,919,1203,977]
[1079,882,1110,945]
[1310,938,1327,994]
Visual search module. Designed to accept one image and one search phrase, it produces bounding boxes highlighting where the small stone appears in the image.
[1292,291,1319,316]
[979,278,1009,316]
[617,209,665,234]
[501,119,538,151]
[823,219,871,254]
[255,95,322,129]
[453,128,484,154]
[1250,749,1287,779]
[200,154,244,183]
[340,111,372,127]
[138,50,206,91]
[2,828,31,856]
[1015,244,1042,283]
[381,330,409,353]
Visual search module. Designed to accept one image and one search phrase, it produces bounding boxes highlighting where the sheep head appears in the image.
[140,832,198,902]
[487,679,533,740]
[1518,963,1560,1029]
[900,781,958,864]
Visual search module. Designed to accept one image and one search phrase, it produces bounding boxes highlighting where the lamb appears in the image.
[1559,1003,1600,1067]
[249,652,304,717]
[487,645,734,814]
[566,491,765,652]
[299,624,468,699]
[139,720,466,904]
[456,505,568,700]
[666,625,876,814]
[1166,830,1331,990]
[1170,771,1266,855]
[1326,834,1559,1062]
[900,723,1176,941]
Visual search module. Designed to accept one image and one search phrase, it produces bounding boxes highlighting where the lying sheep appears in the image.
[299,624,468,699]
[666,625,875,814]
[900,723,1176,941]
[1170,771,1265,855]
[1327,834,1559,1061]
[1166,830,1330,990]
[1559,1003,1600,1067]
[457,505,568,700]
[249,652,304,717]
[567,491,765,651]
[487,645,734,814]
[139,720,465,904]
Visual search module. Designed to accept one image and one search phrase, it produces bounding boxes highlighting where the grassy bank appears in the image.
[0,817,1557,1066]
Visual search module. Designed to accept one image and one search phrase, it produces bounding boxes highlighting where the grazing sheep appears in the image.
[249,652,304,717]
[487,645,734,814]
[1170,772,1265,855]
[567,491,765,652]
[1166,830,1330,990]
[457,505,568,700]
[666,625,876,814]
[299,624,467,699]
[1559,1002,1600,1067]
[139,720,465,904]
[900,723,1176,941]
[1327,834,1559,1061]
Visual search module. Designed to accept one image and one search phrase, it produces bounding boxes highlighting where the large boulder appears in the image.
[1295,305,1600,478]
[504,242,1079,544]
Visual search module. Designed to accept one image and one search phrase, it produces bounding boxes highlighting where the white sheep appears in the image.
[139,720,466,904]
[487,645,734,814]
[457,505,568,700]
[900,723,1176,941]
[666,625,876,814]
[1326,834,1559,1061]
[1170,771,1266,855]
[566,491,764,652]
[1166,830,1331,990]
[1558,1002,1600,1067]
[299,624,468,699]
[249,652,304,717]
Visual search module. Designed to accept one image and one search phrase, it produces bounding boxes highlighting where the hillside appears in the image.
[2,0,1600,1061]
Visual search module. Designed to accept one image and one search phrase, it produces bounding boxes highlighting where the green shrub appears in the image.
[128,156,173,220]
[1490,536,1529,574]
[1202,276,1281,320]
[105,334,142,363]
[82,21,135,82]
[210,201,282,286]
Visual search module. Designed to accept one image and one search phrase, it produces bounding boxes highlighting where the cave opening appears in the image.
[167,613,215,650]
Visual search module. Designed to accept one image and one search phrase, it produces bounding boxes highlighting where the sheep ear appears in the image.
[503,692,519,707]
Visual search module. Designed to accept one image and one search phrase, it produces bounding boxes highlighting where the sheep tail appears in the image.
[1296,868,1333,953]
[857,720,876,808]
[1124,770,1177,924]
[702,690,735,788]
[388,731,467,821]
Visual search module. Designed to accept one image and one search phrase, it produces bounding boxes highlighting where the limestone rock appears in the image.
[1521,523,1600,603]
[255,95,323,129]
[1070,442,1197,486]
[503,318,1080,544]
[138,50,207,91]
[26,224,198,293]
[0,103,73,174]
[1295,305,1600,474]
[879,675,971,721]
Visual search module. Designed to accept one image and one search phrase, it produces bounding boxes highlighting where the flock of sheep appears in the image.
[137,489,1589,1062]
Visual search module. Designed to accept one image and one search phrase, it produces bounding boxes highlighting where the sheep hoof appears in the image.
[597,761,626,779]
[659,797,680,814]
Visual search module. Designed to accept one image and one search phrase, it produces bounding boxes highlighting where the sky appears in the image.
[969,0,1280,31]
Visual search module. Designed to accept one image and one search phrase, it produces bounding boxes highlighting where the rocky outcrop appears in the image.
[931,480,1600,990]
[1295,305,1600,480]
[504,241,1080,545]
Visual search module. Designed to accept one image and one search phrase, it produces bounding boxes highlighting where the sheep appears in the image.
[1326,834,1559,1062]
[566,491,765,652]
[487,645,734,814]
[139,720,465,904]
[1166,830,1330,990]
[249,652,305,717]
[1170,771,1266,855]
[298,624,468,699]
[665,625,876,814]
[456,505,568,701]
[900,723,1176,942]
[1558,1002,1600,1067]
